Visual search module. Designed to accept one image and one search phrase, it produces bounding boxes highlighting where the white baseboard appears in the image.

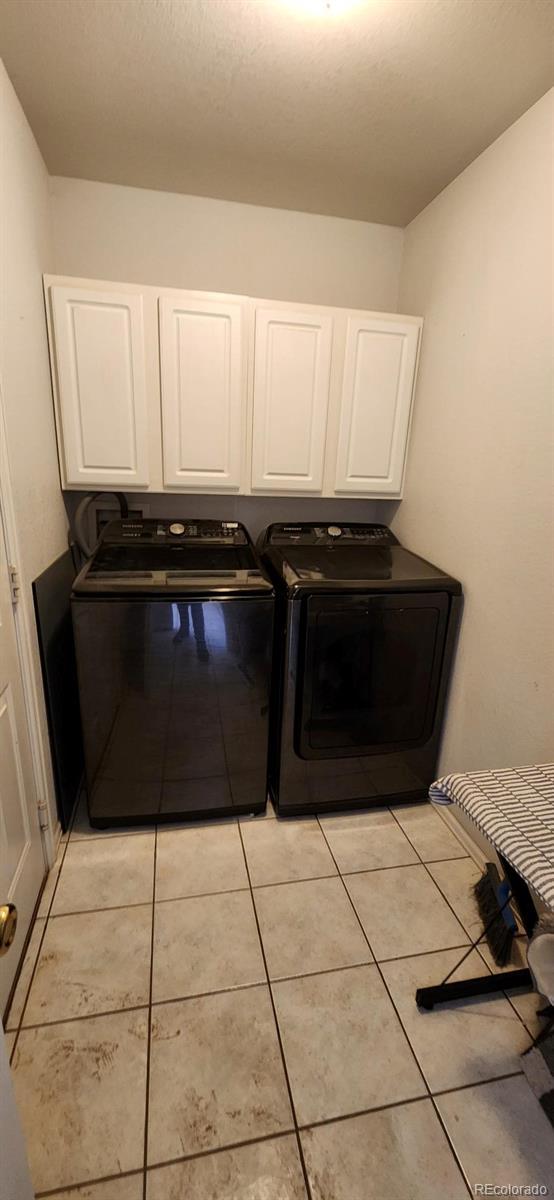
[435,805,489,869]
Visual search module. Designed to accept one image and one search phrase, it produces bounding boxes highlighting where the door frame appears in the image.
[0,376,56,870]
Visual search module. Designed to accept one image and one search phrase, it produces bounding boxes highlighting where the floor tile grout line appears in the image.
[5,786,85,1041]
[388,810,494,953]
[14,931,536,1033]
[430,1068,524,1100]
[292,1068,527,1131]
[67,827,156,845]
[14,1003,151,1033]
[6,827,74,1064]
[8,938,508,1034]
[251,858,470,886]
[387,804,469,859]
[142,826,158,1200]
[43,885,255,917]
[156,885,250,903]
[145,1127,296,1174]
[34,1130,299,1197]
[376,942,471,965]
[49,899,161,919]
[69,815,246,844]
[34,1167,145,1199]
[315,815,473,1199]
[15,854,485,927]
[348,812,529,1183]
[32,1067,529,1198]
[236,818,313,1200]
[386,806,535,1039]
[321,815,474,1198]
[251,871,338,888]
[69,830,155,843]
[327,855,470,875]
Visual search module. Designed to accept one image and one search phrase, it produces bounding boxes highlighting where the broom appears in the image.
[474,862,518,966]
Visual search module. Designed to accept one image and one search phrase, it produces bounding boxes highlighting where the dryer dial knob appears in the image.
[327,525,342,538]
[169,522,185,536]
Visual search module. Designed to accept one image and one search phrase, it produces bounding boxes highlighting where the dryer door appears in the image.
[296,591,450,758]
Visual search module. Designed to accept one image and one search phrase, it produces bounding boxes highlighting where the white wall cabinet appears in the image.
[159,295,246,490]
[48,284,150,488]
[251,308,333,492]
[334,315,421,495]
[45,275,422,498]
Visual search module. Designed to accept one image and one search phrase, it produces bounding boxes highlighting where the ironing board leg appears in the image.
[498,854,539,937]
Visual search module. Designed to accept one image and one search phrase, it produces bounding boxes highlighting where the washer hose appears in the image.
[72,491,129,559]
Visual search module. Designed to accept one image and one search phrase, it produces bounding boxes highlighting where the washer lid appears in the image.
[262,544,462,594]
[72,518,273,596]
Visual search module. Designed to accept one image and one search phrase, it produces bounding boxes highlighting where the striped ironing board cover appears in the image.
[429,764,554,912]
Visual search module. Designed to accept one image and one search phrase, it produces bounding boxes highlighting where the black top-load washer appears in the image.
[258,522,462,816]
[72,518,274,827]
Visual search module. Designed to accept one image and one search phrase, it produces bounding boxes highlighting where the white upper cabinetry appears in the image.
[159,294,246,490]
[48,284,150,488]
[44,276,422,497]
[251,308,333,493]
[334,314,421,495]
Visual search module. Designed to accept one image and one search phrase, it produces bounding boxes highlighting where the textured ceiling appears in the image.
[0,0,552,225]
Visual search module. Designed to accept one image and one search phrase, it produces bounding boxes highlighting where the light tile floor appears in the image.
[5,796,554,1199]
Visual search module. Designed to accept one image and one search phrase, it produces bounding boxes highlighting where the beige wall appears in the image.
[393,90,554,776]
[49,176,403,311]
[50,176,404,534]
[0,61,69,842]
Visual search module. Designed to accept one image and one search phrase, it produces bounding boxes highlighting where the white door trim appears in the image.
[0,375,58,869]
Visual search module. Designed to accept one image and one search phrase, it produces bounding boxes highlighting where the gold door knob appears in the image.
[0,904,17,956]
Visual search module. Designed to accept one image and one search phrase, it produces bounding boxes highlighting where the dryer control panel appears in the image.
[265,523,399,547]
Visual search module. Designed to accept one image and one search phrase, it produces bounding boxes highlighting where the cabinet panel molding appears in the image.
[334,316,421,495]
[251,308,333,492]
[159,296,245,490]
[49,285,149,488]
[45,276,422,499]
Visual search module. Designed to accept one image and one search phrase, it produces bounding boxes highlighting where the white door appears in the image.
[334,315,421,496]
[0,511,45,1013]
[159,295,245,490]
[0,1028,34,1200]
[49,285,150,488]
[251,308,333,493]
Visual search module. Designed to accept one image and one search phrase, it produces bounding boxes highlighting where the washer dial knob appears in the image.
[327,525,342,538]
[169,522,185,536]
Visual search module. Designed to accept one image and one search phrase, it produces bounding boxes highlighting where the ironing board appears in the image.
[416,763,554,1010]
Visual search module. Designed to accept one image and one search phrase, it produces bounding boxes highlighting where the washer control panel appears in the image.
[101,519,248,545]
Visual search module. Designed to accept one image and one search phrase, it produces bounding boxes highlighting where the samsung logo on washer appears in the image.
[71,516,461,829]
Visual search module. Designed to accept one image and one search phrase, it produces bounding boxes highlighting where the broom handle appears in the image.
[440,888,515,986]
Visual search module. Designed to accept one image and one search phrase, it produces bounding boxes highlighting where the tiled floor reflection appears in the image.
[5,797,552,1199]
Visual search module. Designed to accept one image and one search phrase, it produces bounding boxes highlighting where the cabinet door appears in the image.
[251,308,333,492]
[159,296,245,490]
[334,316,421,495]
[49,285,149,488]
